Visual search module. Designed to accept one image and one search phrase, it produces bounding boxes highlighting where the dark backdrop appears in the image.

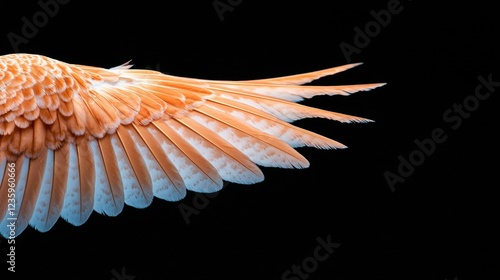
[1,1,497,279]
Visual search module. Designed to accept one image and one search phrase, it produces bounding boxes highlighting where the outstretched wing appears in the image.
[0,53,384,238]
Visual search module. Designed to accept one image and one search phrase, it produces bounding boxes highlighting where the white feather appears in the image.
[90,140,124,216]
[29,150,55,232]
[0,157,29,237]
[60,144,93,226]
[129,128,186,202]
[148,124,222,193]
[110,133,149,208]
[168,119,264,184]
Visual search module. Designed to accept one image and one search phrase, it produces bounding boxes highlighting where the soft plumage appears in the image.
[0,53,384,237]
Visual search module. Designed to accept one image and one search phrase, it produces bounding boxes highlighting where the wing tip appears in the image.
[346,62,364,68]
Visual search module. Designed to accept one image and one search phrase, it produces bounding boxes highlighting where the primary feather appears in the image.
[0,53,384,238]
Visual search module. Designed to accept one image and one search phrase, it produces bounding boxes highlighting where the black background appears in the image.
[0,1,497,279]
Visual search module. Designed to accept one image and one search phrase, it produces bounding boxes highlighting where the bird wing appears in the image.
[0,53,384,237]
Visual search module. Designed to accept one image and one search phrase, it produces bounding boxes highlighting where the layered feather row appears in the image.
[0,53,384,237]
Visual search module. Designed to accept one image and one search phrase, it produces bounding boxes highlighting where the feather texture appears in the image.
[0,53,384,237]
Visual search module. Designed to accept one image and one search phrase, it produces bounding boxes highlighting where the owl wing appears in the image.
[0,53,384,238]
